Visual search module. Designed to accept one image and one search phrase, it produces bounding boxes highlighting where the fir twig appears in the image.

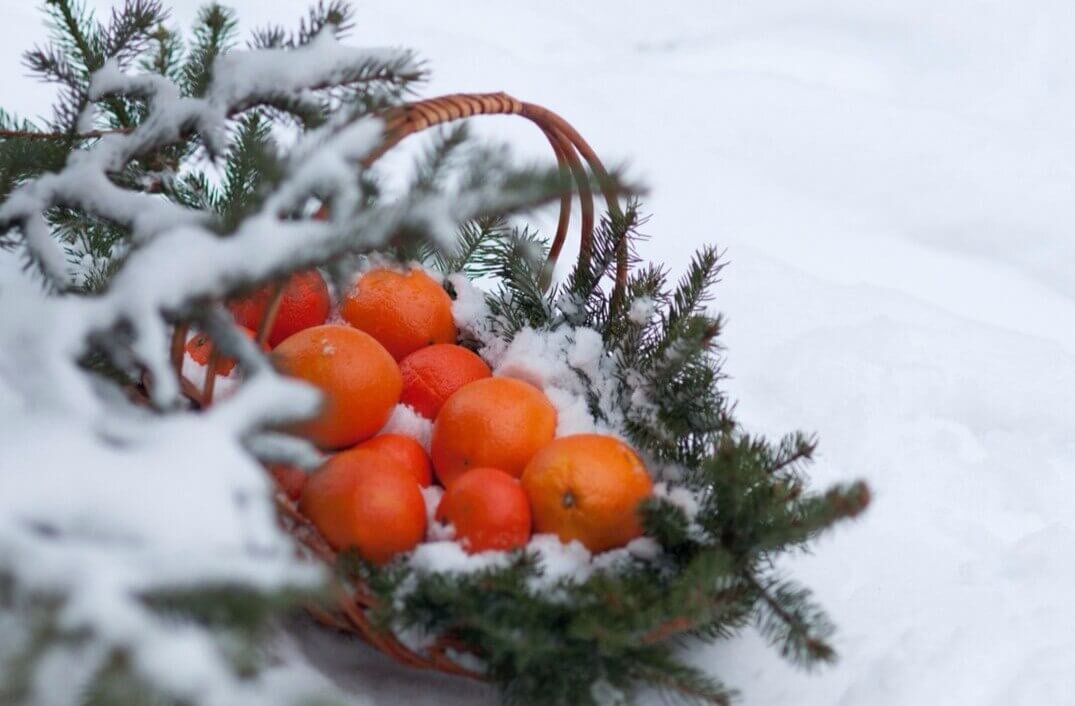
[744,572,836,666]
[181,3,237,97]
[0,127,127,140]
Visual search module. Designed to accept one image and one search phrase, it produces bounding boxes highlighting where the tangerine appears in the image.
[431,377,556,486]
[185,326,268,376]
[521,434,653,553]
[271,324,401,449]
[399,344,491,419]
[268,464,307,501]
[339,267,456,360]
[299,449,426,564]
[350,433,433,487]
[229,270,331,347]
[436,467,531,553]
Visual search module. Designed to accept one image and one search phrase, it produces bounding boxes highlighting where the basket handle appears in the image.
[370,93,626,287]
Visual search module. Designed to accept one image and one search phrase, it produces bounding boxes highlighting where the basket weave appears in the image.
[167,93,628,678]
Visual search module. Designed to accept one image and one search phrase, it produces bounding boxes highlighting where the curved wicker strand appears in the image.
[256,281,286,347]
[518,102,629,308]
[370,92,623,294]
[545,124,594,269]
[170,323,188,373]
[538,127,573,276]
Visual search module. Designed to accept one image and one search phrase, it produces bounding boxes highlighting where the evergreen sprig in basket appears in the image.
[158,94,871,706]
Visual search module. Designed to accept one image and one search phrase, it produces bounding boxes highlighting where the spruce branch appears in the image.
[562,200,643,328]
[436,215,513,278]
[181,3,237,97]
[0,127,128,141]
[250,0,356,49]
[101,0,167,67]
[651,244,725,363]
[766,431,818,477]
[296,0,356,44]
[751,480,871,556]
[411,123,470,194]
[744,572,836,666]
[141,24,182,81]
[217,113,280,230]
[633,655,736,706]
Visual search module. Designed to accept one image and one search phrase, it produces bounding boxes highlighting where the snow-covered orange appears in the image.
[431,377,556,487]
[339,267,456,360]
[185,326,268,376]
[351,433,433,487]
[299,449,426,564]
[399,344,491,419]
[521,434,653,553]
[436,467,531,553]
[228,270,331,347]
[271,325,401,449]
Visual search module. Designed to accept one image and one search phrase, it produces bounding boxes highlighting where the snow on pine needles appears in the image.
[0,21,469,706]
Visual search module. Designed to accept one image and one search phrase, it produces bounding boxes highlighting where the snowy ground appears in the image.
[4,1,1074,704]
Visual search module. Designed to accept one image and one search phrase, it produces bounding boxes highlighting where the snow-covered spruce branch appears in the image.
[0,31,421,277]
[0,127,129,140]
[0,13,526,706]
[0,30,563,413]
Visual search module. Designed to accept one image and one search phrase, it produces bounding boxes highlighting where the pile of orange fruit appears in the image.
[191,265,655,565]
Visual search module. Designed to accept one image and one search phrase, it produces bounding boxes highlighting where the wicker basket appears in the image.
[165,93,631,679]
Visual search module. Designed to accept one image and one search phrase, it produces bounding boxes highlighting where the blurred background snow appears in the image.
[4,1,1073,704]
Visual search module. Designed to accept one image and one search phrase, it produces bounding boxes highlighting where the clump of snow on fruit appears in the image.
[450,276,623,436]
[409,541,512,575]
[380,404,434,451]
[420,485,455,541]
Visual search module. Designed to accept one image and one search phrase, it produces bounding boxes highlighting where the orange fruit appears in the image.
[436,467,531,553]
[399,344,491,419]
[350,434,433,487]
[185,326,268,376]
[431,377,556,487]
[229,270,331,348]
[268,464,307,501]
[271,324,402,449]
[339,267,456,360]
[521,434,653,553]
[299,449,426,564]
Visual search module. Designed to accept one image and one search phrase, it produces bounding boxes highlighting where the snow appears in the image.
[627,296,656,326]
[209,30,418,110]
[526,534,594,591]
[409,541,511,576]
[447,272,492,341]
[420,485,455,541]
[379,403,434,450]
[488,325,623,436]
[2,1,1073,705]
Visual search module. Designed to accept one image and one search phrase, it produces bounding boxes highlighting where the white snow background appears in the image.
[2,1,1073,704]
